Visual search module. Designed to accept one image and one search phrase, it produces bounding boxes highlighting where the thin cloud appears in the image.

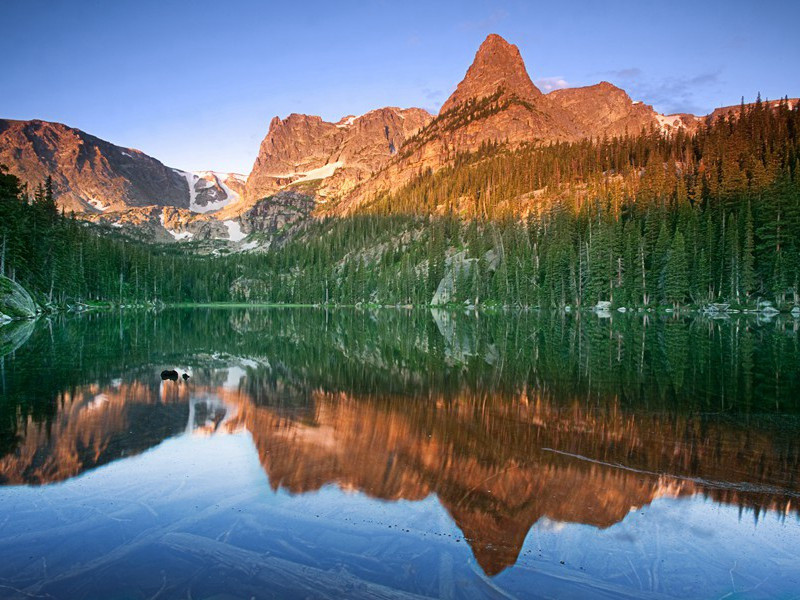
[602,67,722,115]
[606,68,643,79]
[535,76,569,92]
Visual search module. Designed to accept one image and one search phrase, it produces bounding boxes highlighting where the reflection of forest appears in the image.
[1,308,799,574]
[2,372,797,576]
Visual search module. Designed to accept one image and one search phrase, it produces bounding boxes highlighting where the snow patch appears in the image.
[184,170,199,208]
[656,114,685,132]
[87,198,107,212]
[336,115,359,128]
[224,220,247,242]
[173,169,242,214]
[270,161,344,183]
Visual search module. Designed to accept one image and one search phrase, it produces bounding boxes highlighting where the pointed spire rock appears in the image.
[440,34,541,114]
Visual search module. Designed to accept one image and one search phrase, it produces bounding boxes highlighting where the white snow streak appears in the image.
[87,198,108,212]
[270,161,344,183]
[224,220,246,242]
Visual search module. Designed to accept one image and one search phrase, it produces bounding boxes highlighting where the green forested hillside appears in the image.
[0,169,237,305]
[241,98,800,308]
[1,97,798,309]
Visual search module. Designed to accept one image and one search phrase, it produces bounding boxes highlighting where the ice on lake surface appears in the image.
[0,308,799,599]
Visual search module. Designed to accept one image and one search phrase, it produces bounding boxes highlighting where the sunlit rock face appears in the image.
[243,107,433,206]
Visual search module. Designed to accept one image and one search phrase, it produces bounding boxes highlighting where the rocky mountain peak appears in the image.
[439,33,541,114]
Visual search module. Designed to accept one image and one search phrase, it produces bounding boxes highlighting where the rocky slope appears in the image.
[0,275,37,321]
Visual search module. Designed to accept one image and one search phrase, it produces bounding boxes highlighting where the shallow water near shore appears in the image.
[0,308,798,599]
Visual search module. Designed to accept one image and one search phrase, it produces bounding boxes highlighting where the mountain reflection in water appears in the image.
[0,307,798,586]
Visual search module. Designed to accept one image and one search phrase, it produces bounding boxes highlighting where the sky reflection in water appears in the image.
[0,308,798,599]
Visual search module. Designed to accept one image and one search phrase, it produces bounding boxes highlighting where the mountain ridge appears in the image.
[1,34,797,242]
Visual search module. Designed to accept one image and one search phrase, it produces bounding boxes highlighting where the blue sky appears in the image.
[1,0,798,174]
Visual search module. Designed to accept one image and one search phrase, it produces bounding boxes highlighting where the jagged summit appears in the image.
[439,34,541,114]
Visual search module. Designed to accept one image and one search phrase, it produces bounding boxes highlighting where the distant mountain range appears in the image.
[0,34,795,246]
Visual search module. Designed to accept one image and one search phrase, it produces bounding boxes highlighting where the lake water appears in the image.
[0,308,798,599]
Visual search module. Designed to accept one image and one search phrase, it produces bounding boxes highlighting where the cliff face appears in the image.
[440,33,543,112]
[243,107,433,206]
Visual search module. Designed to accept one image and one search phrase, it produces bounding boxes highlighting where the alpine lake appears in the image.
[0,307,798,599]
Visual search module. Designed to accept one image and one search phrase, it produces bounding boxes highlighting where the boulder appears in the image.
[0,275,37,321]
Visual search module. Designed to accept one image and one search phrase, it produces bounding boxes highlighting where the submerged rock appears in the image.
[0,275,37,321]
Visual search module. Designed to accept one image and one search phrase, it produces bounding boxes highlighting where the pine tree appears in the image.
[664,231,689,308]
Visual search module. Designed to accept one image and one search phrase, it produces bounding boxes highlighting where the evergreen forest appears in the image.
[1,97,799,310]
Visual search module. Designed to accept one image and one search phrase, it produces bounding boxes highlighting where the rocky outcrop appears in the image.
[548,81,695,138]
[442,34,542,111]
[239,191,316,248]
[243,107,433,206]
[0,275,37,321]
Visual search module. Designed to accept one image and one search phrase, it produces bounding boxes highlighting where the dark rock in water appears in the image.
[182,373,190,380]
[161,369,179,381]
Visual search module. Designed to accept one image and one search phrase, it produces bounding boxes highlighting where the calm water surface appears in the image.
[0,308,798,599]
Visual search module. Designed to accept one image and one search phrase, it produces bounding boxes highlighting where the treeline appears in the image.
[0,168,236,304]
[2,97,799,309]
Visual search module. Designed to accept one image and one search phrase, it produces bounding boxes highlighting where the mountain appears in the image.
[330,35,704,213]
[243,107,433,206]
[440,33,544,112]
[0,118,255,244]
[1,34,796,244]
[0,119,243,214]
[548,81,698,137]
